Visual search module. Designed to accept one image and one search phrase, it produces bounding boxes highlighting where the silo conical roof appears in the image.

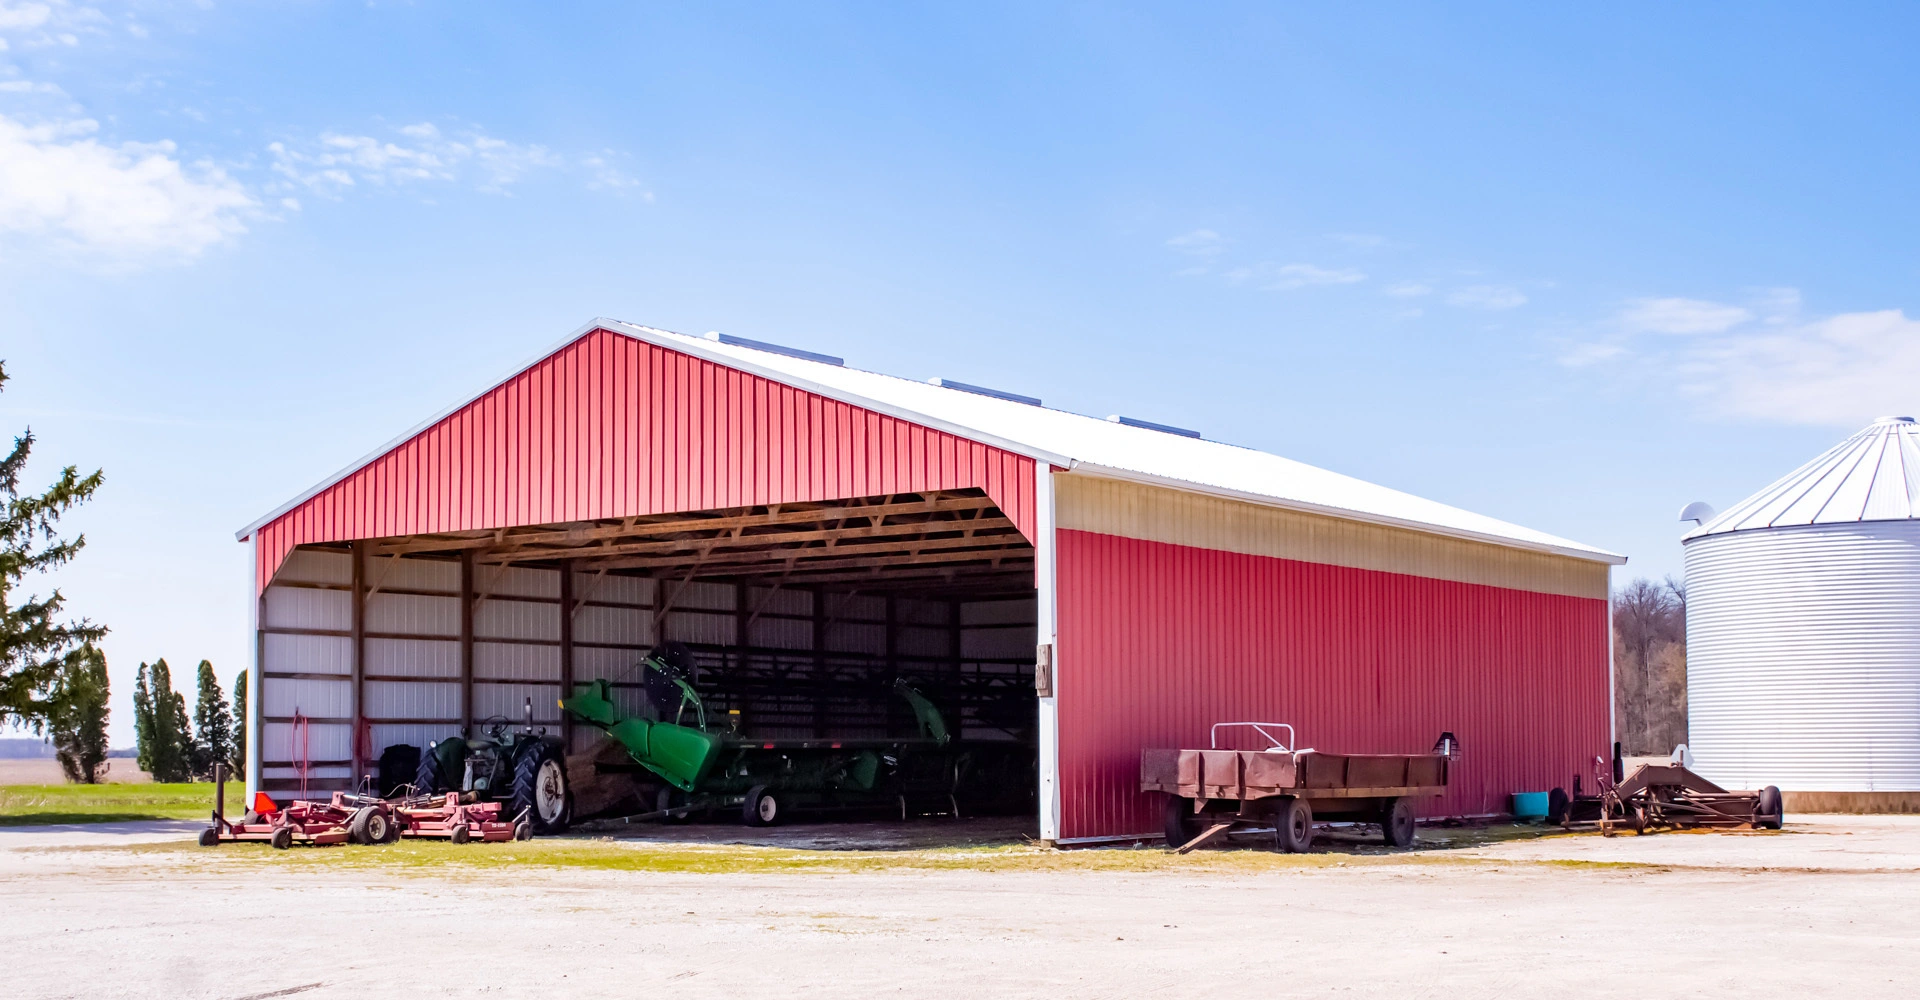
[1686,416,1920,539]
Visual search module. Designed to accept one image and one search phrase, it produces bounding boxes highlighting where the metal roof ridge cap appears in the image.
[1067,463,1628,565]
[234,319,612,540]
[599,320,1075,467]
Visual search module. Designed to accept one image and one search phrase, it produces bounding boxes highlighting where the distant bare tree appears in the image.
[1612,576,1688,755]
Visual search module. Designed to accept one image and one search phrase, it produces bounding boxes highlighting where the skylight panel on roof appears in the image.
[703,331,843,366]
[927,378,1041,406]
[1107,414,1201,439]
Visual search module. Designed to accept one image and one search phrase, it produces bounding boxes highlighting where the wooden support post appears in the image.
[812,587,828,738]
[734,580,750,701]
[559,560,575,749]
[459,550,474,738]
[884,595,900,737]
[350,541,367,788]
[948,598,963,726]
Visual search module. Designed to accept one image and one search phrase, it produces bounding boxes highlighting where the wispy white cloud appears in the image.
[1681,309,1920,425]
[267,122,643,199]
[1384,281,1430,298]
[0,1,105,49]
[0,113,255,262]
[1562,287,1920,425]
[1226,261,1365,290]
[1447,285,1527,310]
[1622,297,1753,335]
[1165,228,1225,257]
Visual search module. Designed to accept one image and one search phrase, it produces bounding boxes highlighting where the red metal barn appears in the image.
[238,320,1621,843]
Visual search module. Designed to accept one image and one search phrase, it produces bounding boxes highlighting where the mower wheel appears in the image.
[1275,797,1314,853]
[1163,795,1199,848]
[197,828,219,847]
[513,819,533,841]
[270,827,293,850]
[1381,797,1417,848]
[450,824,471,845]
[743,785,781,827]
[349,806,390,846]
[1757,785,1784,830]
[512,742,572,835]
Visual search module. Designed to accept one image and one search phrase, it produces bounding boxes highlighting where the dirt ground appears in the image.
[2,814,1915,1000]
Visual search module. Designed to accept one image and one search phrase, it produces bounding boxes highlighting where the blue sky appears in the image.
[4,3,1918,744]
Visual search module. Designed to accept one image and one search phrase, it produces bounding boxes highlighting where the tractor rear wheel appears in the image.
[743,785,781,827]
[512,742,571,835]
[414,752,445,797]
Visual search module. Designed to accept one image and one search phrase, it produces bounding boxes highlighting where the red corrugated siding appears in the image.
[252,329,1037,589]
[1056,529,1609,840]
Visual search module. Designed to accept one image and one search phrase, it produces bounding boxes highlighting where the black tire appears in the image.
[1546,787,1571,826]
[450,824,471,845]
[1757,785,1784,830]
[512,741,571,835]
[349,806,390,846]
[742,784,780,827]
[414,751,446,797]
[270,827,292,850]
[657,787,693,825]
[1163,795,1200,848]
[513,820,533,841]
[197,828,219,847]
[1275,797,1314,853]
[1381,797,1416,848]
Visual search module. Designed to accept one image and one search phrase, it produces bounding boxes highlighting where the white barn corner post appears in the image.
[245,533,264,800]
[1034,462,1062,845]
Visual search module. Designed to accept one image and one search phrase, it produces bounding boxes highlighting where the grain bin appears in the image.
[1683,416,1920,810]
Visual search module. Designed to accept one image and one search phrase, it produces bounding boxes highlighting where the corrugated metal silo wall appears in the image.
[1052,476,1610,840]
[250,327,1036,592]
[1685,522,1920,792]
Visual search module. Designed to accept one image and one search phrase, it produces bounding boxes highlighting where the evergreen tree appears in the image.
[191,660,232,778]
[232,670,248,774]
[167,689,194,782]
[132,662,156,774]
[143,658,192,782]
[0,361,107,730]
[48,643,109,783]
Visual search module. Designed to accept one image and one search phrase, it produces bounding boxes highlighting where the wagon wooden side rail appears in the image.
[1140,731,1452,853]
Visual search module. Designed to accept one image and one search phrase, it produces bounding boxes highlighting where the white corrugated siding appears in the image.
[1686,521,1920,791]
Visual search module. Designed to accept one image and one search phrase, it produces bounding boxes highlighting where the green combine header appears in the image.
[561,650,1029,826]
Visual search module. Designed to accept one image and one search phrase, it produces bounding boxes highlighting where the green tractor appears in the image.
[414,699,572,835]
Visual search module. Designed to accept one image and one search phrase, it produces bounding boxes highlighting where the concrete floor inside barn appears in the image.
[3,813,1915,999]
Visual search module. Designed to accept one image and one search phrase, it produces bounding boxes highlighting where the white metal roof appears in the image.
[1685,416,1920,541]
[240,318,1624,565]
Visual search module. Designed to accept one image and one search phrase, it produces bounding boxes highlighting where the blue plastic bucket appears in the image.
[1511,791,1550,820]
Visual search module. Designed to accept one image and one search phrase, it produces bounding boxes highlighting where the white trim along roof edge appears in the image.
[238,317,1626,568]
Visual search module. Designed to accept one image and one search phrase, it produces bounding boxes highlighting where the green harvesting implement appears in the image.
[560,651,1028,826]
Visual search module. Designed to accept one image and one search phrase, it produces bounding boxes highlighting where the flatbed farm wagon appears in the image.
[1141,724,1453,852]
